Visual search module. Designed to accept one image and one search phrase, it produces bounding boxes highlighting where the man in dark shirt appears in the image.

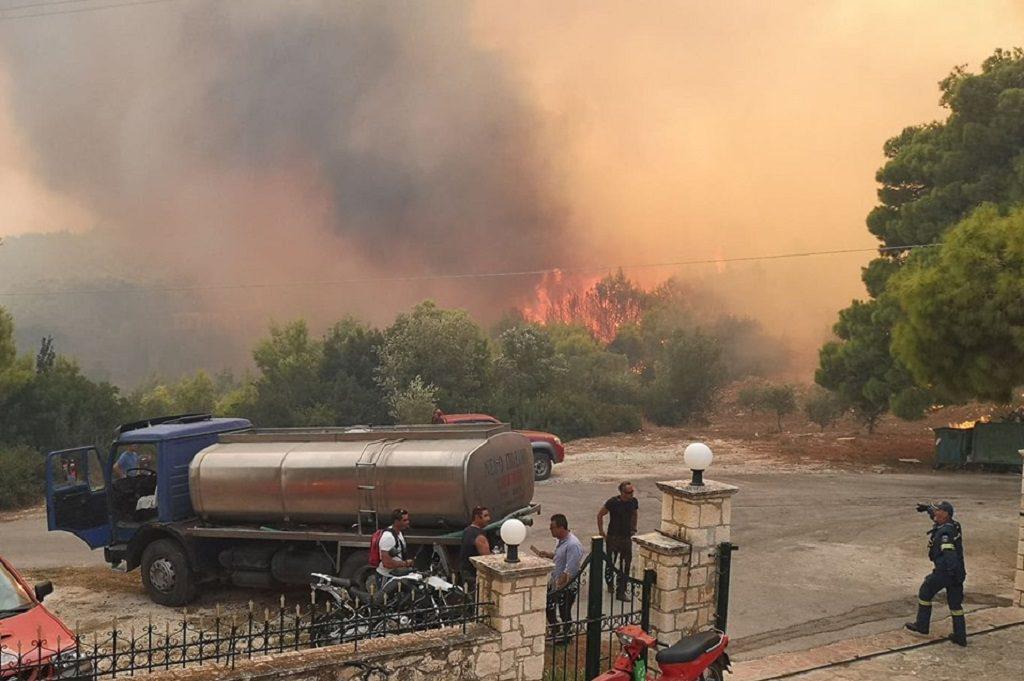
[458,506,491,595]
[597,481,638,601]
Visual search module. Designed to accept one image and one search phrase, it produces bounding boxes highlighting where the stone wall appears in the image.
[143,625,500,681]
[1015,451,1024,607]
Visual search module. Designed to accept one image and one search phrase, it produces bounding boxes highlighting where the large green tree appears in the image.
[377,301,491,412]
[7,356,127,453]
[891,204,1024,402]
[816,299,930,431]
[319,318,390,425]
[818,48,1024,420]
[0,307,32,406]
[247,321,326,426]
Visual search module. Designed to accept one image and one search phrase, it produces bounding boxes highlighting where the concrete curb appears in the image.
[727,606,1024,680]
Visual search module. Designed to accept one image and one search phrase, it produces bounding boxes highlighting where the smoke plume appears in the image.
[0,1,572,318]
[1,1,1023,384]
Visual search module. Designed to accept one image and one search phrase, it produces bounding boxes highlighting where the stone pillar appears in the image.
[471,553,553,681]
[1015,450,1024,607]
[633,479,738,644]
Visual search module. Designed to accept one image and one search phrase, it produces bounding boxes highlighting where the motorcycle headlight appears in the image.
[53,650,90,678]
[0,647,18,667]
[616,632,634,646]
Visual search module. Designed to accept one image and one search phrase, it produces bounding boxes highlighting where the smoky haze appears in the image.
[1,1,1023,385]
[0,1,573,323]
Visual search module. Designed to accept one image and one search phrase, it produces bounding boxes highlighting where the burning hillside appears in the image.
[520,269,649,343]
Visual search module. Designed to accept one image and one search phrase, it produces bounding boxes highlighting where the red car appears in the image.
[0,556,87,679]
[431,411,565,480]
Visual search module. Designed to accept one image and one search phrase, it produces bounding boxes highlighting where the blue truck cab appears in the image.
[45,415,251,570]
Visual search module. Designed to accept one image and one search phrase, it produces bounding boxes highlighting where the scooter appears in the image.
[592,624,731,681]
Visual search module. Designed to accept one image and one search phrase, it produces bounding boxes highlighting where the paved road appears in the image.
[531,467,1020,659]
[2,467,1019,660]
[787,623,1024,680]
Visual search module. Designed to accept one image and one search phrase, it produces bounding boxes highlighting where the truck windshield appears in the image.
[0,563,32,615]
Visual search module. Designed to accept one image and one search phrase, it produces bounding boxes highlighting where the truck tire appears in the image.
[533,450,552,481]
[141,539,198,606]
[339,550,377,593]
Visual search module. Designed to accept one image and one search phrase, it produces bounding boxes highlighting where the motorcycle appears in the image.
[309,567,471,646]
[593,624,731,681]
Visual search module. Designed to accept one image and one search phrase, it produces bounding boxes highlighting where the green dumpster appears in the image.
[969,422,1024,467]
[932,427,973,469]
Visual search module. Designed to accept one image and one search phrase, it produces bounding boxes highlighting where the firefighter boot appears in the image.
[948,612,967,647]
[904,601,932,635]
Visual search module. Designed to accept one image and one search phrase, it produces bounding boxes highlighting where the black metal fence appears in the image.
[1,594,487,679]
[715,541,739,632]
[543,536,655,681]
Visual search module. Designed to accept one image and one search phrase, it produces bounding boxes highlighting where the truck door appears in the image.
[46,447,111,549]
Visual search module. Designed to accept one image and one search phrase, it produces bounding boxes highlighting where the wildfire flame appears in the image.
[520,269,648,343]
[948,415,990,429]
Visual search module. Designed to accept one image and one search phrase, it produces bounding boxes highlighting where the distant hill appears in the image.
[0,232,246,386]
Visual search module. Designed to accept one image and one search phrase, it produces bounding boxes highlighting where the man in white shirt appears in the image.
[377,508,414,581]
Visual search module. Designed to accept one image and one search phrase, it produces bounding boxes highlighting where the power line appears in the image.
[0,0,186,21]
[1,0,114,13]
[0,243,937,298]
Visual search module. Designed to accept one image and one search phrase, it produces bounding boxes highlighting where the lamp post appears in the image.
[500,519,528,563]
[683,442,713,486]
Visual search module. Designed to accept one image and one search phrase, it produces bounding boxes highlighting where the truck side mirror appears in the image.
[34,581,54,602]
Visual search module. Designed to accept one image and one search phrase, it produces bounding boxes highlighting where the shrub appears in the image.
[803,388,846,431]
[738,382,798,432]
[0,444,43,511]
[388,376,438,424]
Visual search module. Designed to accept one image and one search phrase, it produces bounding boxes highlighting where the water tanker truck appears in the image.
[44,415,538,605]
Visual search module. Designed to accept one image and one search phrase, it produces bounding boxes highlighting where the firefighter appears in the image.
[905,500,967,646]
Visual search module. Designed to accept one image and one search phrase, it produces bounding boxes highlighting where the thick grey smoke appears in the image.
[0,1,571,312]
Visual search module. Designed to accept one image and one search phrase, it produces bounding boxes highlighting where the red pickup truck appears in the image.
[431,411,565,480]
[0,555,88,679]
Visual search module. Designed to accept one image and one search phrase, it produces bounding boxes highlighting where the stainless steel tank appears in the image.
[189,427,533,528]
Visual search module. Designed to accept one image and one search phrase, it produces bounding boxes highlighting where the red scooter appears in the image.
[592,624,731,681]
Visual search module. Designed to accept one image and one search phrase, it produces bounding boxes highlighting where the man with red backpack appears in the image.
[370,508,414,585]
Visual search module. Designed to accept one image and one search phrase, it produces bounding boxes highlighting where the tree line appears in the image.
[0,273,790,509]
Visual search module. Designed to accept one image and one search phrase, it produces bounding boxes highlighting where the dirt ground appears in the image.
[3,394,1020,656]
[568,384,1007,476]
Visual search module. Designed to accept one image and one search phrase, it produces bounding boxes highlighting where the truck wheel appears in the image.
[141,539,198,606]
[339,550,377,593]
[533,451,552,481]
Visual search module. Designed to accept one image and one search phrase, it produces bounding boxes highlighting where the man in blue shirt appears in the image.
[531,513,584,644]
[113,445,141,478]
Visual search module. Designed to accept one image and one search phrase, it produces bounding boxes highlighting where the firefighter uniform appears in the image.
[906,502,967,646]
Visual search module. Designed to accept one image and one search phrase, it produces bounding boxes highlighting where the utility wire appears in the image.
[0,0,186,21]
[0,243,938,298]
[1,0,116,13]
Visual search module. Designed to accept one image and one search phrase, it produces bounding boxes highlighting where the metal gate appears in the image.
[543,536,655,680]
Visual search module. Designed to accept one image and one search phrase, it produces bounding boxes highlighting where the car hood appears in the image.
[0,605,75,666]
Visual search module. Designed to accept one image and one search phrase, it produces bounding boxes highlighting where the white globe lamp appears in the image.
[500,518,528,563]
[683,442,713,486]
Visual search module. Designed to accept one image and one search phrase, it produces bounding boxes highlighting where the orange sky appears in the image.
[468,1,1024,365]
[1,1,1023,375]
